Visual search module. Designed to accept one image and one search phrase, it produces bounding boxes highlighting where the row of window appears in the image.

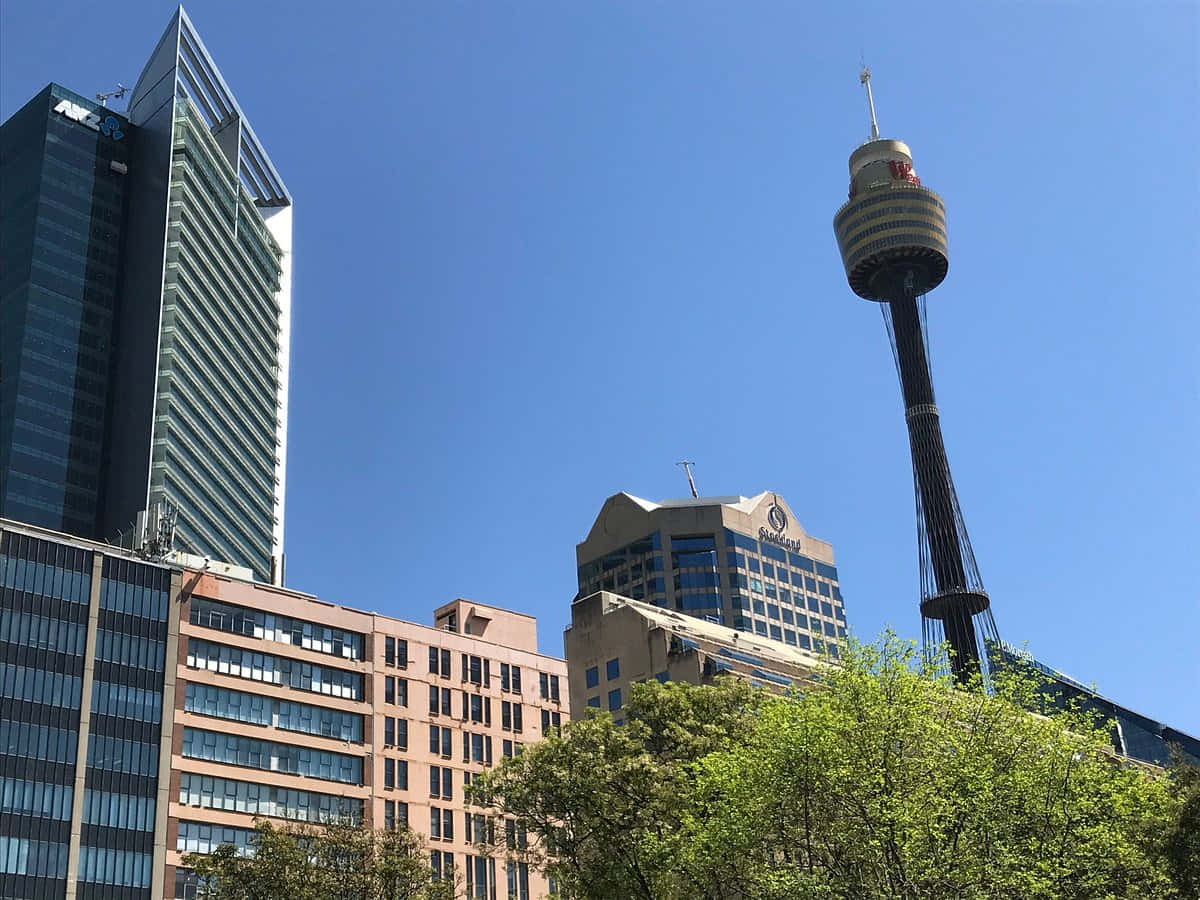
[78,844,151,888]
[178,773,363,825]
[428,649,561,702]
[0,659,83,708]
[0,719,76,765]
[0,776,73,822]
[189,595,365,660]
[86,733,158,777]
[187,637,363,700]
[184,681,364,742]
[92,679,162,724]
[81,788,155,832]
[181,727,363,785]
[0,606,86,655]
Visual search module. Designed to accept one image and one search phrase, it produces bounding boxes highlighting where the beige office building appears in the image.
[564,591,827,719]
[0,519,565,900]
[576,491,848,652]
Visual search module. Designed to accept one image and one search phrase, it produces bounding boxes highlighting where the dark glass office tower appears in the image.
[0,10,293,584]
[0,527,171,899]
[0,86,131,538]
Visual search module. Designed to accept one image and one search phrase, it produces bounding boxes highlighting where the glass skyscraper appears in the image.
[0,9,292,584]
[0,86,132,539]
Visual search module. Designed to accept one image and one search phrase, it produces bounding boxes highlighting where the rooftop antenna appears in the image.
[676,460,699,499]
[859,67,880,140]
[96,84,128,107]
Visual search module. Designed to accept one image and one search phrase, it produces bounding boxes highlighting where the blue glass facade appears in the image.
[0,527,171,899]
[0,86,131,538]
[0,530,92,898]
[77,557,169,898]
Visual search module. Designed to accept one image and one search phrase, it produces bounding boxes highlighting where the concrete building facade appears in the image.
[564,591,825,720]
[0,519,566,900]
[577,492,848,652]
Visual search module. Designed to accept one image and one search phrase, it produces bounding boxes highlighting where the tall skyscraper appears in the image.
[0,8,292,584]
[576,491,848,654]
[833,70,998,681]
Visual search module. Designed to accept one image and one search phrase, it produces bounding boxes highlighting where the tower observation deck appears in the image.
[833,69,999,683]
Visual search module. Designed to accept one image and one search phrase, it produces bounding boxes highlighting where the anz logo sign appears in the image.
[54,99,124,140]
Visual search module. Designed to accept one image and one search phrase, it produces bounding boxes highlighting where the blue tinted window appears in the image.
[805,576,817,591]
[724,529,758,552]
[726,552,744,568]
[767,604,780,620]
[807,597,820,612]
[824,621,837,637]
[733,617,752,632]
[761,563,774,578]
[606,658,620,680]
[676,571,719,589]
[585,666,598,688]
[797,634,812,650]
[730,594,750,610]
[728,572,748,589]
[764,584,776,600]
[781,608,794,625]
[794,613,807,630]
[750,578,763,594]
[778,589,791,604]
[760,543,786,563]
[819,582,831,597]
[747,557,760,573]
[821,601,834,617]
[769,625,782,641]
[816,562,838,580]
[681,593,720,611]
[837,625,847,637]
[753,621,768,636]
[607,689,621,711]
[836,606,846,621]
[648,556,664,571]
[829,645,840,659]
[586,697,600,708]
[752,600,766,616]
[784,629,797,645]
[674,551,717,569]
[672,536,716,552]
[788,552,814,572]
[648,577,665,593]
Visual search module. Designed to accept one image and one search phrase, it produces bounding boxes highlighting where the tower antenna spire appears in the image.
[860,66,880,140]
[676,460,699,499]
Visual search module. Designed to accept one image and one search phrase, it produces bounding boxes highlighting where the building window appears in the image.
[539,673,561,702]
[540,709,561,735]
[586,697,600,708]
[429,766,453,800]
[605,658,620,681]
[501,701,523,732]
[429,725,451,758]
[500,663,522,693]
[607,689,621,711]
[585,666,599,689]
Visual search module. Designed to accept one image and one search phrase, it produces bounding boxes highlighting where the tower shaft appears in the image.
[883,289,993,681]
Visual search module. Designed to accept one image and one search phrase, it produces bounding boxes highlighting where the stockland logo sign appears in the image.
[54,100,124,140]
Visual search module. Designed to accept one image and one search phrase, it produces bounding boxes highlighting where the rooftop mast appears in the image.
[676,461,699,499]
[860,67,880,140]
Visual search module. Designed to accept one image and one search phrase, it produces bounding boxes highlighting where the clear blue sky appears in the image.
[3,1,1197,734]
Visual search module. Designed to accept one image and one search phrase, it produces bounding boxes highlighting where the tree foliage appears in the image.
[472,633,1184,900]
[183,820,455,900]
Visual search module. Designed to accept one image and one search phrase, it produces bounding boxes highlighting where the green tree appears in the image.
[1162,748,1200,897]
[184,819,455,900]
[473,633,1181,900]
